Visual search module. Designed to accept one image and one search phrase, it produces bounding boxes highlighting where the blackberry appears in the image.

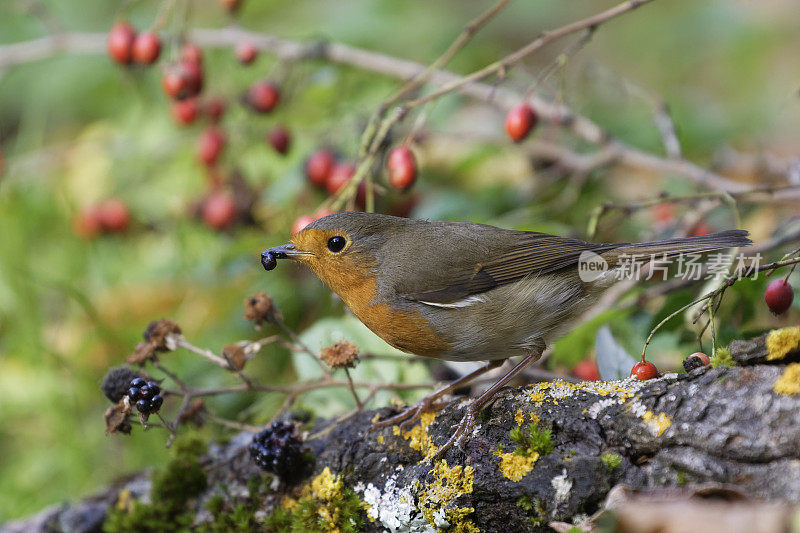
[127,379,164,415]
[249,421,309,482]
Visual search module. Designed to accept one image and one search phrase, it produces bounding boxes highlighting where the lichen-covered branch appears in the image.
[9,330,800,533]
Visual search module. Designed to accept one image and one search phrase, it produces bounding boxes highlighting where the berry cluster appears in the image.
[73,198,131,239]
[107,22,162,66]
[248,421,307,481]
[127,378,164,415]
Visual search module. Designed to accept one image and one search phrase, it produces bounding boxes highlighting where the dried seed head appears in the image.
[244,292,281,327]
[222,343,247,371]
[143,319,182,351]
[319,341,360,369]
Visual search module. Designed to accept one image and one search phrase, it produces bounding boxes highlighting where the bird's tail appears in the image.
[602,230,751,265]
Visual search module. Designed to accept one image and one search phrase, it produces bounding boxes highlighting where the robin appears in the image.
[261,211,750,458]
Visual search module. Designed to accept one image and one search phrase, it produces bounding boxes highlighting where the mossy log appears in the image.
[5,332,800,533]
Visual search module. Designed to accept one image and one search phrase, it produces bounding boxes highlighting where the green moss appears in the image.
[264,487,365,533]
[516,495,546,527]
[103,436,208,533]
[509,421,554,457]
[676,471,687,485]
[710,347,734,368]
[600,452,622,472]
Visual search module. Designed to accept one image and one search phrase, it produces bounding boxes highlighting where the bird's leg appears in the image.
[370,359,504,433]
[432,351,540,461]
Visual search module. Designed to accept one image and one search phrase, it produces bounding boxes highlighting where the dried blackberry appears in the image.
[248,421,308,482]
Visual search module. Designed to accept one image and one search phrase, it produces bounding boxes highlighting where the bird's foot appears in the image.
[432,404,478,461]
[370,396,451,433]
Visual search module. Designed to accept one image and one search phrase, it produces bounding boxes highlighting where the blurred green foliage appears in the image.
[1,0,799,522]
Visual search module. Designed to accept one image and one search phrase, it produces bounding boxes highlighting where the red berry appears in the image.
[73,206,102,239]
[218,0,241,11]
[197,128,226,167]
[630,360,659,381]
[180,60,204,95]
[171,98,199,125]
[326,163,356,195]
[504,103,537,142]
[162,61,203,100]
[107,22,136,65]
[387,147,417,190]
[305,150,335,188]
[267,127,291,155]
[97,199,130,233]
[204,97,226,123]
[202,191,237,230]
[181,43,203,66]
[689,221,712,237]
[573,359,600,381]
[132,32,161,65]
[765,279,794,315]
[689,352,710,365]
[246,81,280,113]
[162,68,187,99]
[291,214,315,235]
[236,42,258,65]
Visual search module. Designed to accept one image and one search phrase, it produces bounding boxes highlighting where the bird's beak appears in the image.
[261,243,310,271]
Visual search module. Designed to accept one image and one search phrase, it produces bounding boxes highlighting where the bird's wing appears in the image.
[400,232,617,305]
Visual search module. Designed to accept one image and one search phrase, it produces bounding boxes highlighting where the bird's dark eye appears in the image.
[327,236,346,253]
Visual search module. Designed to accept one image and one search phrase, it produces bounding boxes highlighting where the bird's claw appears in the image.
[370,398,451,433]
[433,410,476,461]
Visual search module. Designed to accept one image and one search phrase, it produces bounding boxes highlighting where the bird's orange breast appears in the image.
[302,246,449,358]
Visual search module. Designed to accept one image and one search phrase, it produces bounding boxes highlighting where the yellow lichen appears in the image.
[773,363,800,395]
[529,391,546,403]
[281,496,299,510]
[515,408,525,426]
[766,327,800,361]
[376,434,384,444]
[370,413,381,424]
[446,508,481,533]
[529,379,638,406]
[495,450,540,482]
[418,460,476,530]
[396,411,439,460]
[115,489,133,512]
[310,467,343,501]
[642,411,672,436]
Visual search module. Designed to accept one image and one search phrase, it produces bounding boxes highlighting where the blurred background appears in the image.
[1,0,799,522]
